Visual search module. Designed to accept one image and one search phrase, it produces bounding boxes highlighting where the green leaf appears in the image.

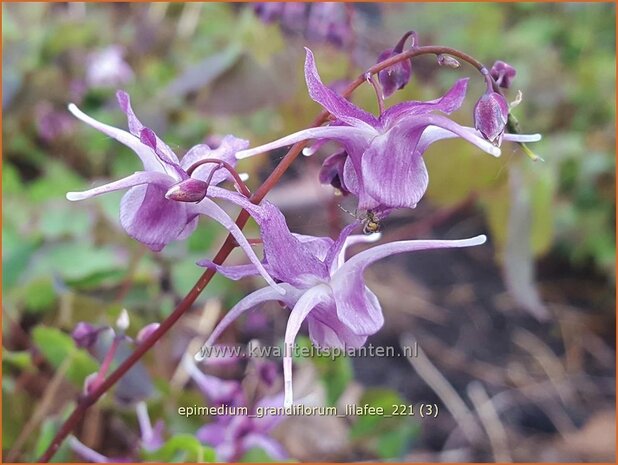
[39,203,93,240]
[143,434,216,462]
[30,415,72,462]
[240,447,281,462]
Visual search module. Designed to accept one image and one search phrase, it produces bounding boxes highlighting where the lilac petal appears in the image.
[380,78,469,127]
[253,393,286,432]
[307,303,368,349]
[192,198,285,294]
[139,128,186,180]
[401,114,502,157]
[197,423,226,446]
[116,91,180,165]
[418,126,541,153]
[283,284,332,407]
[333,237,486,332]
[292,233,334,262]
[361,124,429,209]
[182,355,241,404]
[333,232,382,273]
[66,171,173,201]
[195,284,302,362]
[68,103,162,173]
[207,190,330,285]
[304,48,379,130]
[323,222,359,270]
[242,434,288,460]
[120,184,188,252]
[176,216,198,241]
[181,135,248,186]
[196,260,263,281]
[235,125,374,160]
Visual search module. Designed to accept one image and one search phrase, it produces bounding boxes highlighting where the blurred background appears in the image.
[2,2,615,462]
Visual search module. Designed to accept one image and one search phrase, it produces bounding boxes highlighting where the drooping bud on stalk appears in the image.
[377,31,416,98]
[437,54,461,69]
[474,74,509,146]
[83,372,99,395]
[490,60,517,89]
[136,323,160,345]
[72,322,100,349]
[165,178,209,203]
[116,309,130,332]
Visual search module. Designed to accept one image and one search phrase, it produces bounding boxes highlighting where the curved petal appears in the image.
[332,280,384,337]
[120,184,188,251]
[307,303,368,349]
[235,125,374,160]
[116,91,180,165]
[182,355,241,404]
[195,284,302,362]
[361,125,429,209]
[196,260,263,281]
[139,128,186,180]
[206,190,330,285]
[197,423,226,446]
[304,48,379,130]
[66,171,173,201]
[242,434,288,460]
[381,78,469,127]
[333,232,382,273]
[292,233,334,262]
[181,135,248,187]
[176,215,199,241]
[283,284,332,407]
[192,198,285,294]
[68,103,162,172]
[401,114,502,157]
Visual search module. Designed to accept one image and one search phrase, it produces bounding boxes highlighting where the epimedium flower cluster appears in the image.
[66,40,541,415]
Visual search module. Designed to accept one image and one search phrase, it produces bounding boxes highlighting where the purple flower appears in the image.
[376,31,415,98]
[306,3,352,48]
[184,356,287,461]
[474,90,509,146]
[35,102,76,142]
[86,45,134,89]
[252,2,285,23]
[237,49,541,212]
[66,91,283,294]
[490,60,517,89]
[196,196,487,407]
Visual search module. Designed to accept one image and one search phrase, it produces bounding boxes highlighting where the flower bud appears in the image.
[437,54,460,69]
[136,323,160,345]
[377,49,412,98]
[474,91,509,146]
[490,60,516,89]
[165,178,209,203]
[72,322,100,349]
[83,372,100,395]
[116,308,130,332]
[376,31,415,98]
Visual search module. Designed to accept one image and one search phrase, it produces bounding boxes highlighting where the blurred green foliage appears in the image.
[2,2,615,461]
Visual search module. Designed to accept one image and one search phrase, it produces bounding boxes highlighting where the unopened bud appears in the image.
[136,323,160,344]
[72,322,100,349]
[437,54,460,69]
[490,60,517,89]
[474,91,509,146]
[116,309,130,332]
[83,372,99,395]
[165,178,209,203]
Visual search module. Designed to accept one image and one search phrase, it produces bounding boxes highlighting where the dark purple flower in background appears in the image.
[376,31,415,98]
[35,102,76,142]
[306,3,352,48]
[490,60,517,89]
[474,87,510,146]
[66,91,284,294]
[195,196,487,407]
[237,49,540,213]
